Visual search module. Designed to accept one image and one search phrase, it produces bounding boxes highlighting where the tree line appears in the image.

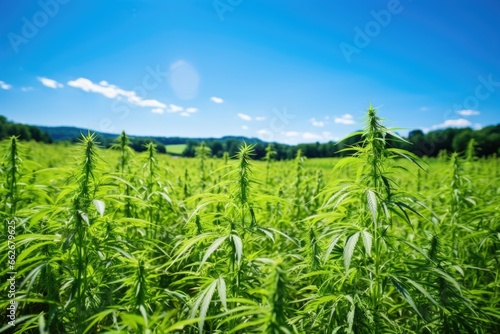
[1,115,499,159]
[0,116,52,143]
[182,124,500,159]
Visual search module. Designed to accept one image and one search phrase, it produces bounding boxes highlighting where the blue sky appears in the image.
[0,0,499,144]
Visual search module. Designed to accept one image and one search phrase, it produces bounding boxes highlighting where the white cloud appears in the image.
[186,107,198,113]
[302,132,323,140]
[242,125,249,130]
[21,87,34,92]
[431,118,472,130]
[334,114,355,125]
[457,109,480,116]
[310,118,325,127]
[168,104,184,112]
[256,129,271,137]
[255,116,266,121]
[0,80,12,90]
[151,108,164,114]
[211,96,224,104]
[322,131,339,141]
[67,77,166,109]
[280,130,339,144]
[238,113,252,121]
[38,77,63,89]
[284,131,299,137]
[474,123,482,130]
[180,112,190,117]
[129,96,166,108]
[68,77,122,98]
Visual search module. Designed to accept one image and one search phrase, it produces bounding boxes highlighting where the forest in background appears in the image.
[1,115,499,159]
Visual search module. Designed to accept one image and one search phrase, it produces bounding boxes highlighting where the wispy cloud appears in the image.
[420,106,428,112]
[238,113,252,121]
[0,80,12,90]
[457,109,480,116]
[310,117,325,127]
[180,112,190,117]
[68,78,123,98]
[21,86,34,92]
[168,104,183,112]
[242,125,249,130]
[284,131,299,137]
[38,77,63,89]
[431,118,472,130]
[67,77,166,109]
[211,96,224,104]
[334,114,355,125]
[186,107,198,113]
[151,108,164,114]
[282,130,338,143]
[131,98,166,108]
[255,116,266,121]
[302,132,323,140]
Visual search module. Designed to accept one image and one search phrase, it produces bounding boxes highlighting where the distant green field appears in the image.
[165,144,186,155]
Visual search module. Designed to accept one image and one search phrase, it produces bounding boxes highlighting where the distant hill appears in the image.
[28,122,500,159]
[0,115,52,143]
[37,125,266,146]
[2,116,499,159]
[35,125,269,156]
[36,126,118,142]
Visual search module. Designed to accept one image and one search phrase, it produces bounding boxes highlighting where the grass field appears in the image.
[0,108,498,333]
[165,144,187,155]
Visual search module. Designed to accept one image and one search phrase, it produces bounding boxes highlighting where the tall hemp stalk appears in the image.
[234,144,254,231]
[320,104,428,332]
[265,143,276,186]
[111,131,133,218]
[181,144,256,332]
[144,141,159,239]
[70,133,99,333]
[293,149,304,219]
[196,142,211,191]
[3,136,21,232]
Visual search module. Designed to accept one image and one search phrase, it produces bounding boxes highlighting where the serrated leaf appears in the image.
[230,235,243,266]
[429,267,462,294]
[344,232,360,273]
[257,227,275,242]
[218,277,227,311]
[324,235,342,263]
[452,265,464,276]
[198,279,218,334]
[361,230,372,256]
[345,295,355,333]
[170,233,212,266]
[38,313,47,334]
[366,190,377,224]
[391,277,422,318]
[79,211,89,225]
[199,236,228,269]
[406,278,439,308]
[138,304,148,328]
[92,199,105,217]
